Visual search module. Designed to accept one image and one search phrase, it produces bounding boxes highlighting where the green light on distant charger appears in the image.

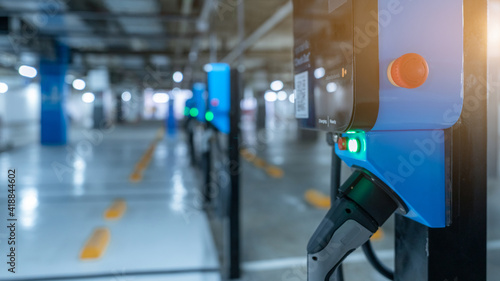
[184,107,190,116]
[190,108,199,117]
[348,138,360,153]
[205,111,214,121]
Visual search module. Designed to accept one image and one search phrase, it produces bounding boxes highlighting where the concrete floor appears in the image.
[0,123,220,281]
[0,122,498,280]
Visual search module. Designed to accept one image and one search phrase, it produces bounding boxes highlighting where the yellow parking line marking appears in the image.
[240,148,251,156]
[371,228,385,241]
[129,171,143,182]
[253,158,267,168]
[240,149,256,161]
[129,127,164,183]
[266,166,284,178]
[240,149,285,179]
[155,127,165,140]
[304,189,331,209]
[80,228,110,260]
[104,199,127,220]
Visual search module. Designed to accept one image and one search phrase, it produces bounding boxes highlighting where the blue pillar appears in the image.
[40,43,69,145]
[167,99,177,136]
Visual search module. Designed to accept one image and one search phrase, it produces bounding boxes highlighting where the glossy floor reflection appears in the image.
[0,123,220,281]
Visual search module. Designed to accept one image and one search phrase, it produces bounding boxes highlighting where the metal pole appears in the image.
[395,0,488,280]
[327,132,345,281]
[237,0,245,66]
[203,135,212,204]
[228,68,242,279]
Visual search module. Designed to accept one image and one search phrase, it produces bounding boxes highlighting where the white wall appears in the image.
[0,77,40,124]
[0,75,41,147]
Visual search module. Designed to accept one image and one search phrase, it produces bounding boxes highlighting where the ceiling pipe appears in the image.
[10,31,199,40]
[184,0,214,83]
[0,9,197,22]
[221,1,292,65]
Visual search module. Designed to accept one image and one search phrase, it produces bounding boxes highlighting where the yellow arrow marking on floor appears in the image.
[80,228,110,260]
[104,199,127,220]
[129,127,164,183]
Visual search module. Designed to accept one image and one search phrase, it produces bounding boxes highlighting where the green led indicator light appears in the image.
[190,108,199,117]
[205,111,214,121]
[184,107,190,116]
[347,138,360,153]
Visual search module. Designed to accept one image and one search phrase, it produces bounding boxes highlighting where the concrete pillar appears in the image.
[40,42,69,145]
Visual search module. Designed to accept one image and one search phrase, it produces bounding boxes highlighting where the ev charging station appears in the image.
[206,63,242,280]
[207,63,232,134]
[193,83,208,124]
[184,63,242,279]
[293,0,487,280]
[184,82,206,122]
[184,83,207,166]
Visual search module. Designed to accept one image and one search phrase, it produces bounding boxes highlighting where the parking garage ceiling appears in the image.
[0,0,293,88]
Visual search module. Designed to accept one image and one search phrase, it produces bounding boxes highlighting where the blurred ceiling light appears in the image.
[153,92,170,104]
[264,91,277,102]
[327,82,338,93]
[173,71,184,83]
[19,65,38,78]
[277,91,288,101]
[270,80,284,91]
[72,79,86,90]
[289,93,295,103]
[121,91,132,102]
[204,64,213,72]
[0,82,8,94]
[82,92,95,103]
[314,67,326,79]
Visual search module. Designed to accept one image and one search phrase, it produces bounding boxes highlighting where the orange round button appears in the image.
[338,137,347,151]
[387,53,429,89]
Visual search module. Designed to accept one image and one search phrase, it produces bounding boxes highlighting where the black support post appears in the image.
[395,1,488,280]
[228,68,242,279]
[188,123,196,166]
[203,134,212,204]
[327,133,345,281]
